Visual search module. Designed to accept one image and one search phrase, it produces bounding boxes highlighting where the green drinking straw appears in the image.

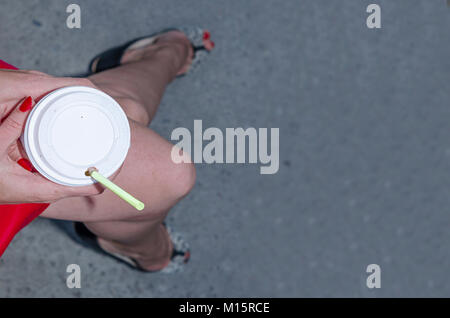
[86,167,145,211]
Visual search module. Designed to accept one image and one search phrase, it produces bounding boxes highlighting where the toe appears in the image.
[202,30,215,51]
[203,39,215,51]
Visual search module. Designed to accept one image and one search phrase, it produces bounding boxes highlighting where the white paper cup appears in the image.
[21,86,131,186]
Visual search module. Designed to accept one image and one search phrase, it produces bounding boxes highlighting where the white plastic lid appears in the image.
[23,86,130,186]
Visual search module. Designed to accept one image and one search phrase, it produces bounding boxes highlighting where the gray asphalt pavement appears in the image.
[0,0,449,297]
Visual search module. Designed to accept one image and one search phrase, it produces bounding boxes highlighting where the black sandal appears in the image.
[89,26,213,76]
[54,220,190,274]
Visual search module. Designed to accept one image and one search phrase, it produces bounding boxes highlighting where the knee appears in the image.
[117,97,150,126]
[134,162,195,222]
[168,161,196,201]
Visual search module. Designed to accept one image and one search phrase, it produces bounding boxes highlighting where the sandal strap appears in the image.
[91,36,146,74]
[94,44,128,74]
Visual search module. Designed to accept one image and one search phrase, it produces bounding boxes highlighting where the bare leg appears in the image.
[41,31,213,271]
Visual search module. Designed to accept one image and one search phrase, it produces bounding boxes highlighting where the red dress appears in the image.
[0,60,50,257]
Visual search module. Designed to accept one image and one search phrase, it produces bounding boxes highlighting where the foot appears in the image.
[97,223,174,272]
[119,30,214,76]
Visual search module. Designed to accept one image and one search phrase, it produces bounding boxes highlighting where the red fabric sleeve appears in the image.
[0,59,51,258]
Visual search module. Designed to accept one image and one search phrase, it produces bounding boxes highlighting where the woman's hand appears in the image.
[0,69,118,204]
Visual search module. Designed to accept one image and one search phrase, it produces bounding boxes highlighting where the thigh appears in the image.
[41,118,193,222]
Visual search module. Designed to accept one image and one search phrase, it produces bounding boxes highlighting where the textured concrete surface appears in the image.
[0,0,449,297]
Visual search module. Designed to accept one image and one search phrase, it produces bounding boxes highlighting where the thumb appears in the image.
[0,96,33,148]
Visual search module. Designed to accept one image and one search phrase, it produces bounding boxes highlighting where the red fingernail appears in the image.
[203,31,210,40]
[210,41,215,49]
[17,158,34,172]
[19,96,33,112]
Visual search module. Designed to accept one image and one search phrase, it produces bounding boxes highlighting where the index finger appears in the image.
[0,70,95,111]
